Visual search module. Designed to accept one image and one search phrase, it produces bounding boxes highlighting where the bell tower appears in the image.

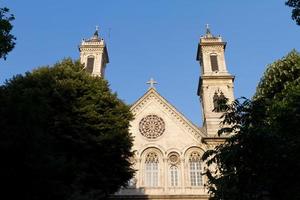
[79,27,109,77]
[196,25,235,136]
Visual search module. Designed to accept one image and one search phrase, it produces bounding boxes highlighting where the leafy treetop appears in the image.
[202,50,300,200]
[286,0,300,25]
[255,49,300,100]
[0,59,134,200]
[0,7,16,60]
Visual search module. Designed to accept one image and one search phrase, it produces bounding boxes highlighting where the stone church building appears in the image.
[79,27,235,200]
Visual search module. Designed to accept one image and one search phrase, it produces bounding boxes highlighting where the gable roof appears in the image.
[131,88,206,139]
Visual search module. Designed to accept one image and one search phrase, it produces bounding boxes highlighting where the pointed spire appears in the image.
[206,24,211,34]
[93,25,99,38]
[205,24,213,38]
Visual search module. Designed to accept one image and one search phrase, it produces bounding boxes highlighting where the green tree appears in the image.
[203,50,300,200]
[0,59,134,200]
[0,7,16,60]
[286,0,300,25]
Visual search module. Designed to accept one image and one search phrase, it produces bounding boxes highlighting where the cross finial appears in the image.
[93,25,99,38]
[206,24,211,35]
[146,78,157,89]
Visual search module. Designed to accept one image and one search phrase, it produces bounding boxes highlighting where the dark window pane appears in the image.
[86,57,94,73]
[210,55,218,71]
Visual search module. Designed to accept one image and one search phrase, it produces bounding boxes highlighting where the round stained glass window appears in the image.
[139,115,165,139]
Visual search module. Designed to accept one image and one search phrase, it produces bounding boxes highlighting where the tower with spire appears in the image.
[79,27,109,77]
[196,25,235,136]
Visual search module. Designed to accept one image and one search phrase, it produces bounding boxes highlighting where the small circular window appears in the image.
[169,154,179,164]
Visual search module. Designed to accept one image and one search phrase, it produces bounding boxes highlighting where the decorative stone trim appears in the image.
[168,152,180,165]
[131,89,205,140]
[201,137,227,149]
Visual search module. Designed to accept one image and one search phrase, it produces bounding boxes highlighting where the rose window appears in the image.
[139,115,165,139]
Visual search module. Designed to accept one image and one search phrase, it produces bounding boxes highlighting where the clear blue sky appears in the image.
[1,1,299,126]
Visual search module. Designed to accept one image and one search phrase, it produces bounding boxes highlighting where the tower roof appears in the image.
[85,26,102,42]
[79,27,109,64]
[93,26,99,37]
[202,24,220,39]
[205,24,213,38]
[196,25,226,61]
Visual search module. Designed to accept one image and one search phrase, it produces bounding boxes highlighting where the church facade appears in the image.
[79,27,235,200]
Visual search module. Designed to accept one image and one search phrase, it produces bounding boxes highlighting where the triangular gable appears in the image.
[130,88,206,140]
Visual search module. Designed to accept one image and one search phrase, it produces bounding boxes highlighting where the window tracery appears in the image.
[145,152,159,187]
[170,166,178,187]
[139,115,165,139]
[189,152,202,186]
[167,153,180,187]
[169,153,179,165]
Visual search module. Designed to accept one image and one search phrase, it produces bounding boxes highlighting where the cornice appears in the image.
[199,42,226,46]
[201,137,227,148]
[201,74,235,80]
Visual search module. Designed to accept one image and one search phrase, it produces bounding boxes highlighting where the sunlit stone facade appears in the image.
[80,27,235,200]
[79,27,109,78]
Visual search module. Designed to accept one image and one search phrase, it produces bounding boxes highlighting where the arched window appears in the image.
[170,166,178,186]
[86,56,95,73]
[210,53,218,71]
[145,152,159,187]
[189,152,202,186]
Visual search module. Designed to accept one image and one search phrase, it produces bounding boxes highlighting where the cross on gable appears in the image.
[146,78,157,89]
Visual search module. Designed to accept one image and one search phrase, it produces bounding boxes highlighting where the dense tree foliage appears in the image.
[0,59,134,200]
[203,50,300,200]
[0,7,16,60]
[286,0,300,25]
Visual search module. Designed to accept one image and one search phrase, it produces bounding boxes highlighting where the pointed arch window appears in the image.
[145,152,159,187]
[189,152,202,186]
[86,56,95,73]
[210,53,218,71]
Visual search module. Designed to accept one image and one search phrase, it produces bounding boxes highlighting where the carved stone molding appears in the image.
[201,45,224,52]
[168,152,180,165]
[131,90,205,140]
